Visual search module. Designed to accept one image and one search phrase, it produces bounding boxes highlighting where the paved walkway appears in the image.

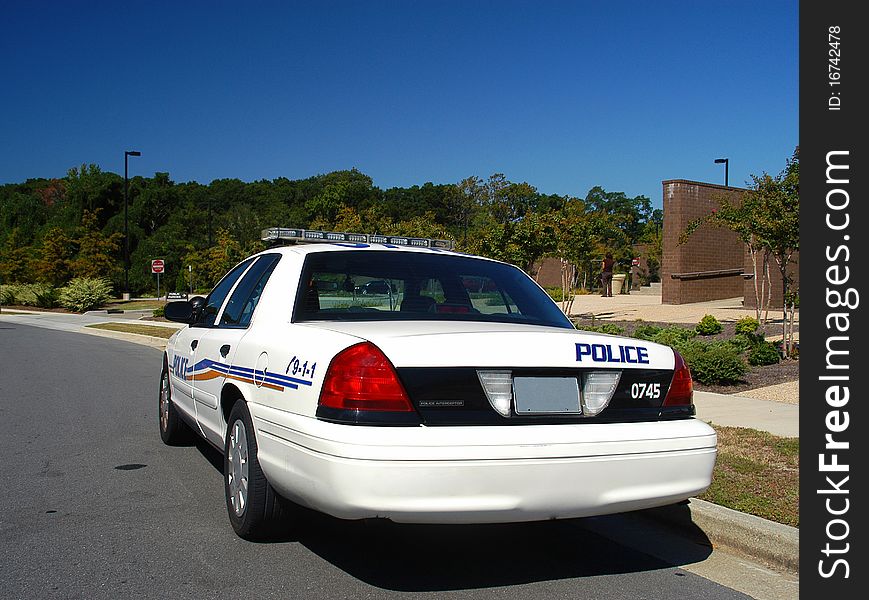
[568,294,798,326]
[693,392,798,438]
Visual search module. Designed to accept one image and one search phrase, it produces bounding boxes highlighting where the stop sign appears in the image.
[151,259,165,274]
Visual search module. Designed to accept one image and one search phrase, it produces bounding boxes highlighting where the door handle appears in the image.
[191,340,198,351]
[220,344,231,358]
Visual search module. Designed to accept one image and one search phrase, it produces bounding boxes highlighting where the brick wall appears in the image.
[535,257,562,288]
[661,180,746,304]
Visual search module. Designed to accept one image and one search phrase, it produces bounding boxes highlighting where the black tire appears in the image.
[159,360,188,445]
[224,400,287,539]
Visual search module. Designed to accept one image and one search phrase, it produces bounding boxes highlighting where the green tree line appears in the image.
[0,165,662,295]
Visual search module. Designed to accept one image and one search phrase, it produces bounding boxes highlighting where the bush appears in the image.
[544,287,565,302]
[59,278,114,312]
[749,341,781,366]
[734,316,760,336]
[34,286,59,308]
[0,283,58,307]
[650,326,696,350]
[152,305,166,318]
[0,285,16,305]
[632,324,664,341]
[681,341,747,385]
[696,314,723,336]
[726,334,756,353]
[580,323,625,336]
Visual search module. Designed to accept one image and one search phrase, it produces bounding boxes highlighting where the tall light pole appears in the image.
[124,150,141,300]
[714,158,729,187]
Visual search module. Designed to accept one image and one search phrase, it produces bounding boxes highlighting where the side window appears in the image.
[220,254,281,327]
[462,275,518,315]
[196,258,255,327]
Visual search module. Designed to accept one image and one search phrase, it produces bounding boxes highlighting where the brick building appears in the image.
[662,179,797,308]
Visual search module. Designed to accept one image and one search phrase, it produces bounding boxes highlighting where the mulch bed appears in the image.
[574,319,799,394]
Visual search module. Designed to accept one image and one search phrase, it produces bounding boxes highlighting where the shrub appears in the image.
[59,278,114,312]
[726,334,755,353]
[749,341,781,366]
[632,324,664,341]
[650,326,696,350]
[0,285,16,305]
[734,317,760,336]
[34,286,59,308]
[681,341,747,385]
[0,283,57,307]
[152,305,166,318]
[580,323,625,336]
[544,287,564,302]
[695,314,723,336]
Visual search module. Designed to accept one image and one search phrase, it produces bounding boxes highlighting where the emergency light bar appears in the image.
[261,227,455,250]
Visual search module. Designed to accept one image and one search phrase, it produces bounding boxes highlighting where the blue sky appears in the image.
[1,1,797,207]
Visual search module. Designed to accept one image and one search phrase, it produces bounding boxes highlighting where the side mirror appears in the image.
[164,301,195,324]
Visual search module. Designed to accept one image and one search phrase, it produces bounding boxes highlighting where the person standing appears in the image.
[601,252,614,297]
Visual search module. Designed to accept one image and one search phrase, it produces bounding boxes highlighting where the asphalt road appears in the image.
[0,323,752,600]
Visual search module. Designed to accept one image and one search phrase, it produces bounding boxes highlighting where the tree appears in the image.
[33,227,75,285]
[479,210,556,277]
[0,228,34,283]
[71,209,123,280]
[446,176,484,250]
[551,198,607,310]
[183,228,245,290]
[748,150,799,355]
[682,151,800,356]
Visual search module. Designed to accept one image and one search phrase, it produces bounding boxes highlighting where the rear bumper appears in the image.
[250,404,717,523]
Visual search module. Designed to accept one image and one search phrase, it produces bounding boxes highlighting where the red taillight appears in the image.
[318,342,414,412]
[663,350,693,406]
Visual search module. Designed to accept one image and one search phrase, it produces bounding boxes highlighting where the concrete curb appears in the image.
[79,326,170,350]
[641,498,799,573]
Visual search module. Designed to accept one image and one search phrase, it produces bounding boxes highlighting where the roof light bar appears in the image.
[261,227,454,250]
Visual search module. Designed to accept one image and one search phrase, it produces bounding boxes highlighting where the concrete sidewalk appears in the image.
[694,391,798,437]
[568,293,798,326]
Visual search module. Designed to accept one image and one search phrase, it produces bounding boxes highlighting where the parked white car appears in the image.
[160,229,716,539]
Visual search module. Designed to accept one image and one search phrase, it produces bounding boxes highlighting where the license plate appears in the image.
[513,377,581,414]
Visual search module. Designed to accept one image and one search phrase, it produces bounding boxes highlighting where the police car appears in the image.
[159,228,716,539]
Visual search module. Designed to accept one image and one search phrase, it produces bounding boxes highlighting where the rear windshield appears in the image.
[293,250,573,329]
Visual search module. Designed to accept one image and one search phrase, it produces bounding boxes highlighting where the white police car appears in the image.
[159,228,716,539]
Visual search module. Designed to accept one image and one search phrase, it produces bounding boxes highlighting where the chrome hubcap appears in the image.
[227,420,249,517]
[159,371,170,431]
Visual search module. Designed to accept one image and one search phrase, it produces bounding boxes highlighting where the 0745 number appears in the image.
[631,382,661,399]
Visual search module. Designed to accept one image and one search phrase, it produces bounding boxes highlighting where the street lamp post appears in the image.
[714,158,729,187]
[124,150,141,300]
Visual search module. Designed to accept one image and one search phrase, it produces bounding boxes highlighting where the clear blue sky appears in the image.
[1,0,797,207]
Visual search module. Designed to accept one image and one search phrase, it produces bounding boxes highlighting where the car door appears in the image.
[193,254,281,446]
[167,323,199,423]
[178,258,256,439]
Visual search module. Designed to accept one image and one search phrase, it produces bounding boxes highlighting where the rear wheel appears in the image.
[224,401,287,539]
[159,363,188,445]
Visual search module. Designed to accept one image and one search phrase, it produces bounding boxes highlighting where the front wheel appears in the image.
[224,401,288,539]
[159,364,188,445]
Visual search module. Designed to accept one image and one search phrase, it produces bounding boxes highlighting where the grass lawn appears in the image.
[104,299,166,311]
[86,322,178,339]
[700,425,799,527]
